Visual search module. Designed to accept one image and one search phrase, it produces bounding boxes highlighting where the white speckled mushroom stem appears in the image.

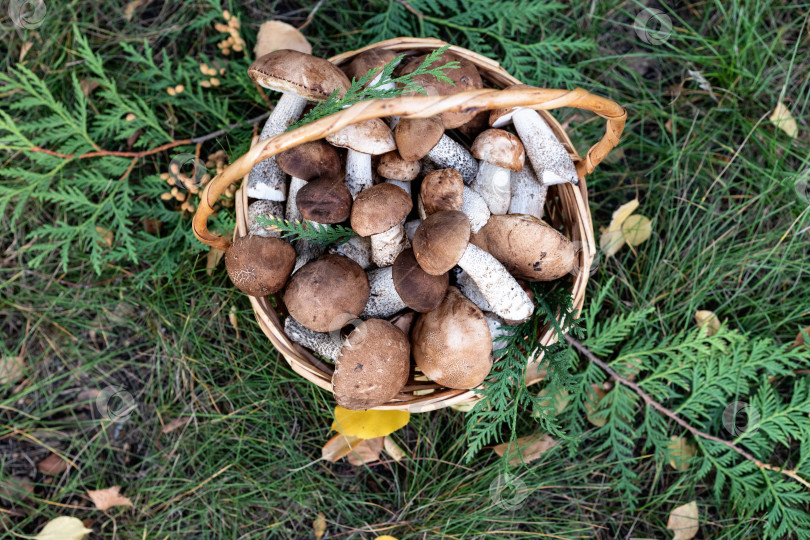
[361,266,407,319]
[292,219,327,273]
[470,161,511,215]
[285,177,306,222]
[404,219,421,243]
[426,135,478,184]
[345,150,373,199]
[371,223,410,267]
[484,312,511,351]
[457,243,533,322]
[246,93,306,200]
[509,163,547,219]
[247,200,285,238]
[456,269,491,312]
[385,179,411,195]
[328,235,373,269]
[284,317,340,361]
[461,186,490,233]
[511,108,578,187]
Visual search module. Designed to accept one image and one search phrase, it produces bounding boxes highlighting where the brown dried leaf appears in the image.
[95,226,114,248]
[584,384,609,427]
[0,356,25,385]
[695,310,721,336]
[87,485,133,511]
[20,42,33,62]
[770,102,798,138]
[313,512,326,539]
[254,21,311,59]
[80,79,100,97]
[37,453,68,475]
[321,433,363,462]
[347,436,384,466]
[493,433,557,466]
[206,247,225,276]
[667,500,699,540]
[161,416,191,434]
[667,436,696,471]
[383,436,406,462]
[124,0,150,21]
[793,327,810,349]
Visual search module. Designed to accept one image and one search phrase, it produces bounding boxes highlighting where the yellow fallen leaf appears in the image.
[35,516,92,540]
[584,384,609,427]
[254,21,312,59]
[321,433,363,462]
[374,537,399,540]
[621,215,652,246]
[770,101,798,138]
[0,356,24,385]
[95,225,114,248]
[331,406,410,439]
[607,199,640,233]
[536,386,570,416]
[667,436,696,471]
[206,247,225,276]
[695,310,721,336]
[383,436,406,462]
[600,228,626,257]
[87,485,133,511]
[493,433,557,466]
[313,512,326,539]
[667,500,699,540]
[450,401,476,412]
[346,436,384,466]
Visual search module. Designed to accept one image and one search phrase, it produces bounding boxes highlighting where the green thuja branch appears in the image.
[253,216,357,246]
[289,46,460,130]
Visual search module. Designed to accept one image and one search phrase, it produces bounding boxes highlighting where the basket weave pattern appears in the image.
[192,37,626,412]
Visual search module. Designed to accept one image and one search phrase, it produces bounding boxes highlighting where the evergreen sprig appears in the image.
[289,46,460,130]
[253,216,357,246]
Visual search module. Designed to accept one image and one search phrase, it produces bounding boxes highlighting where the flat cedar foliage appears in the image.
[1,1,809,538]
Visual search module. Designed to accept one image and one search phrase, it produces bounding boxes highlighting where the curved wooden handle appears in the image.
[193,86,626,250]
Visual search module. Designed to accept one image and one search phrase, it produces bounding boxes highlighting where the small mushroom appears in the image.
[509,162,547,219]
[247,199,284,238]
[225,235,296,296]
[276,140,341,222]
[471,214,575,281]
[420,168,464,217]
[378,151,420,195]
[469,129,525,214]
[332,319,410,410]
[292,177,353,271]
[362,249,449,318]
[412,210,533,322]
[328,235,373,269]
[490,91,578,186]
[411,287,492,389]
[351,183,413,267]
[283,254,370,332]
[395,116,478,184]
[284,316,340,361]
[327,118,396,198]
[247,50,351,200]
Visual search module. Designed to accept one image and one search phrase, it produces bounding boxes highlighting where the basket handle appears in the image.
[192,86,626,250]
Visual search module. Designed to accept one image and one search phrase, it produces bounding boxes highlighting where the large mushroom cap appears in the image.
[392,249,449,312]
[350,183,413,237]
[471,214,575,281]
[326,118,396,155]
[332,318,411,410]
[471,129,526,171]
[394,116,444,161]
[378,151,421,181]
[248,49,351,100]
[342,49,399,83]
[412,210,470,275]
[296,177,352,224]
[276,140,341,181]
[225,235,295,296]
[284,254,370,332]
[421,168,464,216]
[411,287,492,389]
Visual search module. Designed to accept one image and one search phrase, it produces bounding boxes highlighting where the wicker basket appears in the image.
[192,37,626,412]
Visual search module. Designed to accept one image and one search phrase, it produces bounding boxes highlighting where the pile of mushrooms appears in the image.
[225,48,578,410]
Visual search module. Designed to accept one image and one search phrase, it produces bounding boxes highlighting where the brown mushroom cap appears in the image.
[248,50,351,100]
[296,177,352,224]
[284,254,370,332]
[378,151,421,181]
[332,318,410,410]
[392,249,449,313]
[412,210,470,275]
[394,116,445,161]
[411,287,492,389]
[225,235,295,296]
[471,129,526,171]
[276,140,341,181]
[471,214,575,281]
[342,49,399,84]
[326,118,396,155]
[399,53,483,129]
[420,168,464,216]
[350,183,413,237]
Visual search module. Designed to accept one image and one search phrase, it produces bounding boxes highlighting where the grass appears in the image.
[1,0,809,538]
